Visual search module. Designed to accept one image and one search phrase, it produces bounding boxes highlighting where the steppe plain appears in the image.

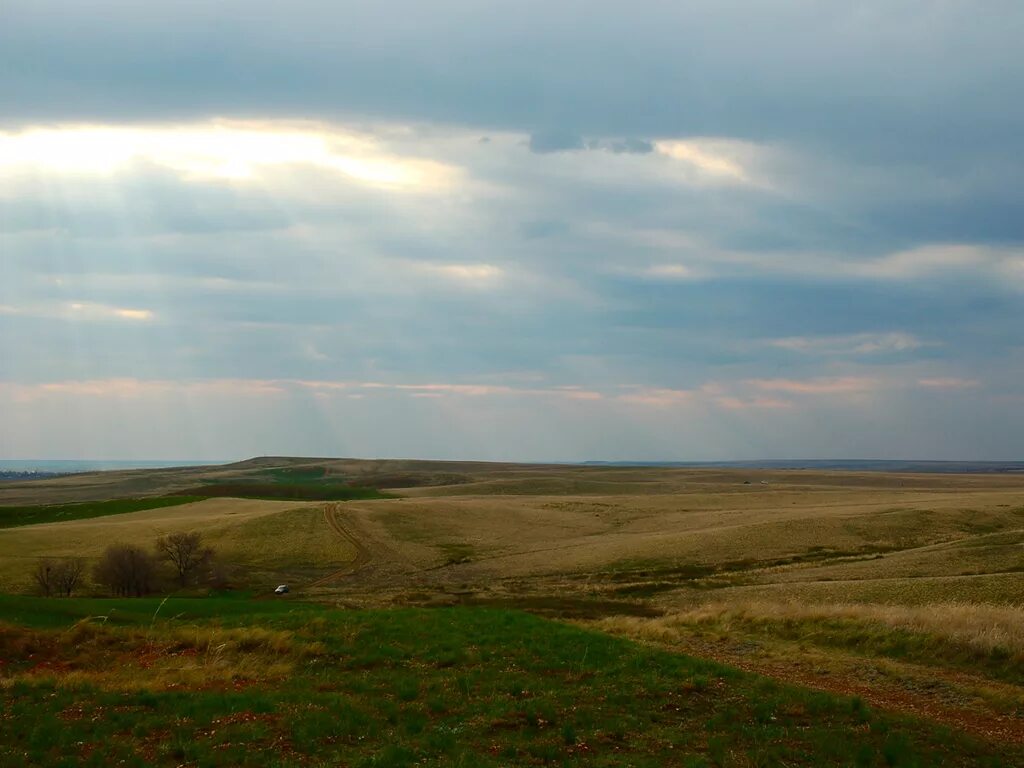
[2,457,1023,765]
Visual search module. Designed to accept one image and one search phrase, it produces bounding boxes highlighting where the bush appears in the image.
[93,544,157,597]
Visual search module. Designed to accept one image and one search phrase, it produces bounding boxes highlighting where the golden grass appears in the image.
[659,572,1024,610]
[0,619,323,692]
[637,600,1024,656]
[3,463,1023,605]
[208,506,357,573]
[351,486,1024,586]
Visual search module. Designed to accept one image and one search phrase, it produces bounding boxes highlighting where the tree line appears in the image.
[32,531,226,597]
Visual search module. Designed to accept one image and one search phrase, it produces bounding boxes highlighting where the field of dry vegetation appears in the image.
[1,456,1023,760]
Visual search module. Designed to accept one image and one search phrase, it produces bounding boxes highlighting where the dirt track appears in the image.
[306,504,374,587]
[596,628,1024,745]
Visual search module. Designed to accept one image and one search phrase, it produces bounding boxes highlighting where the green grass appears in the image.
[260,467,332,484]
[179,482,393,501]
[1,596,1019,767]
[0,497,204,530]
[0,594,319,628]
[213,465,396,500]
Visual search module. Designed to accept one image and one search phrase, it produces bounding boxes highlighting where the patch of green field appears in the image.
[183,464,395,502]
[180,482,392,501]
[1,597,1020,767]
[0,497,204,530]
[0,593,316,628]
[260,466,332,483]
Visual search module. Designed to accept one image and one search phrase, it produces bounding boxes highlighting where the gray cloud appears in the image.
[1,3,1023,459]
[527,130,585,153]
[604,138,654,154]
[527,133,654,155]
[3,3,1021,162]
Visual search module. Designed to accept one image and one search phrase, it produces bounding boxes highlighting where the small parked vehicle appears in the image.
[274,584,289,595]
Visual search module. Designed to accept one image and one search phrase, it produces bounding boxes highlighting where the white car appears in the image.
[274,584,289,595]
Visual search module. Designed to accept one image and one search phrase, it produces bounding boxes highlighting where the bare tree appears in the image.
[32,558,85,597]
[156,531,211,587]
[32,559,57,597]
[55,558,84,597]
[94,544,157,597]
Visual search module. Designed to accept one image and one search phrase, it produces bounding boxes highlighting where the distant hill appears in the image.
[581,459,1024,474]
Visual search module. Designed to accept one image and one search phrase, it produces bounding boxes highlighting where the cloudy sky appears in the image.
[2,1,1023,461]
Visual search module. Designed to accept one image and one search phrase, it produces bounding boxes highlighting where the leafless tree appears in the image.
[32,558,85,597]
[33,559,58,597]
[156,531,212,587]
[55,558,84,597]
[94,544,157,597]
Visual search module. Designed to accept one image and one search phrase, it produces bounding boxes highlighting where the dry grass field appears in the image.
[3,458,1023,606]
[2,457,1023,750]
[0,498,358,592]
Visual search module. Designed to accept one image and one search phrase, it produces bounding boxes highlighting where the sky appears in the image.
[1,1,1023,462]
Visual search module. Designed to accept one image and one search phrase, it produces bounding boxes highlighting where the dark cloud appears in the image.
[527,134,654,155]
[865,199,1024,245]
[604,138,654,154]
[527,130,585,153]
[519,220,569,239]
[3,3,1021,164]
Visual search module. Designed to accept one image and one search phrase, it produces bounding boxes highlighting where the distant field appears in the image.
[2,596,1019,767]
[4,461,1024,603]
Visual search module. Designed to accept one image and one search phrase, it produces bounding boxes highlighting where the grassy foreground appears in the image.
[1,597,1019,767]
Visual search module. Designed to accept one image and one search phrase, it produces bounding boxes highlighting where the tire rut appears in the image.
[307,503,373,587]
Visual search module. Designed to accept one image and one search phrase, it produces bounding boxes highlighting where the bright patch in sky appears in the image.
[0,122,456,189]
[655,140,758,185]
[421,264,504,285]
[68,303,154,322]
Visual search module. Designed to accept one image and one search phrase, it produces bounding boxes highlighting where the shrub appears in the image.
[93,544,157,597]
